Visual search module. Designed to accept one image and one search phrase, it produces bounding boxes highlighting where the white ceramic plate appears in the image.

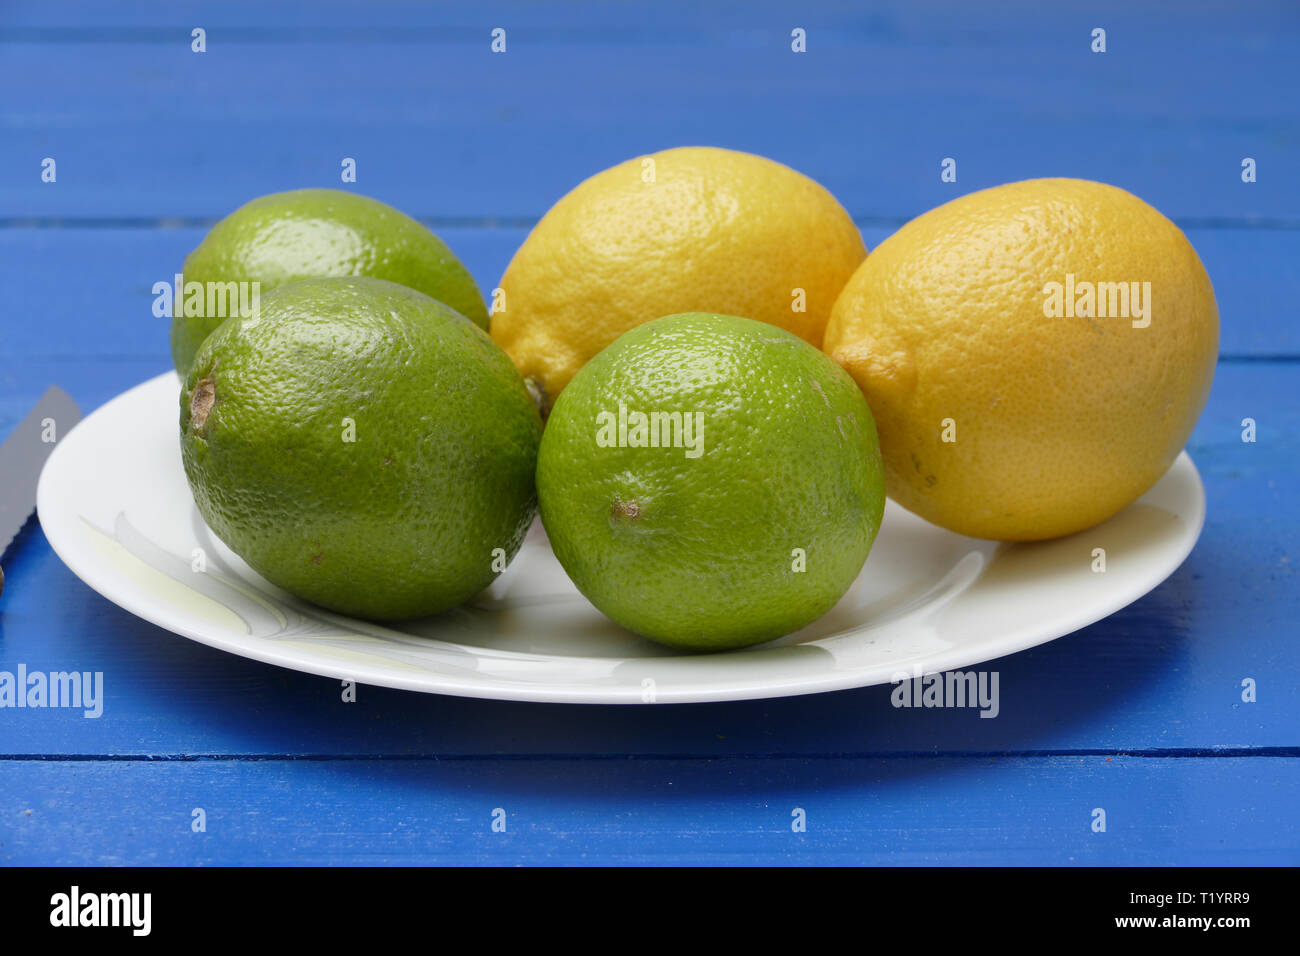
[37,371,1205,704]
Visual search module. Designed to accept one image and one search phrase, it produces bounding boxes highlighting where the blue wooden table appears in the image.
[2,0,1297,866]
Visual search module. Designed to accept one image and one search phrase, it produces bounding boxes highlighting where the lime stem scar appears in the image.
[612,499,641,521]
[190,379,216,430]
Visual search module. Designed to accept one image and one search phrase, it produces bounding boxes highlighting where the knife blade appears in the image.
[0,386,82,572]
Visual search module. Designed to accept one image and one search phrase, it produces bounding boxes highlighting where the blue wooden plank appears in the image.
[7,0,1295,38]
[0,224,1293,380]
[2,755,1297,865]
[2,9,1296,222]
[0,361,1294,757]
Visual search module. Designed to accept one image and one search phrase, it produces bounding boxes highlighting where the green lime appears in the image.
[180,277,540,621]
[170,188,488,374]
[537,312,886,651]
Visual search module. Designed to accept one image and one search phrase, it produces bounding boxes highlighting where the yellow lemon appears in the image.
[824,178,1218,541]
[491,146,866,414]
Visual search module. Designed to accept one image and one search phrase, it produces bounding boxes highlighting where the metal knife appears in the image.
[0,385,82,595]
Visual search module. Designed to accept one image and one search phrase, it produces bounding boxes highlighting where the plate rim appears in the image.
[36,370,1207,705]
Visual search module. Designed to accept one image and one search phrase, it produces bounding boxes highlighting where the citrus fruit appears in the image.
[491,147,866,415]
[823,177,1218,541]
[537,312,886,651]
[179,277,541,621]
[170,188,488,374]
